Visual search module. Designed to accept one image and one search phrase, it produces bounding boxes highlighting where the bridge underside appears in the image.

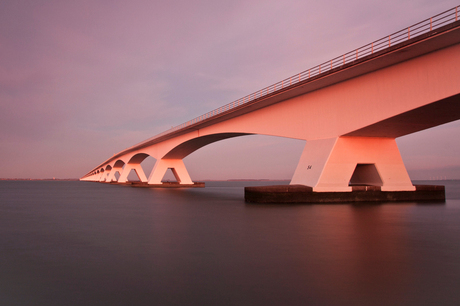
[345,93,460,137]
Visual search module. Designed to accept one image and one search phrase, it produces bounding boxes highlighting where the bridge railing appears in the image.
[127,6,459,150]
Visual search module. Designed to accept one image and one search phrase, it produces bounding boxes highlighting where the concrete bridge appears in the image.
[81,7,460,193]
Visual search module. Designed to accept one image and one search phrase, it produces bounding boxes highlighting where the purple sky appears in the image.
[1,0,459,180]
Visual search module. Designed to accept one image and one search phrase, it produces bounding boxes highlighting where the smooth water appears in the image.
[1,180,460,306]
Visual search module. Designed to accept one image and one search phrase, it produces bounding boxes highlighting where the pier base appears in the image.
[245,185,445,204]
[108,181,205,188]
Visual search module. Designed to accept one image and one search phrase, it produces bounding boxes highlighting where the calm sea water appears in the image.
[0,180,459,306]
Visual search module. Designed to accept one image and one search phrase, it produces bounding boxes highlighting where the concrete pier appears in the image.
[245,185,445,204]
[108,181,205,188]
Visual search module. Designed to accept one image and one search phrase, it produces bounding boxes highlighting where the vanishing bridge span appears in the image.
[82,7,460,193]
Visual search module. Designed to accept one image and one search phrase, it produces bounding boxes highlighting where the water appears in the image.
[1,180,460,306]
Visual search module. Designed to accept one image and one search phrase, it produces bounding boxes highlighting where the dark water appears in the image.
[1,180,459,306]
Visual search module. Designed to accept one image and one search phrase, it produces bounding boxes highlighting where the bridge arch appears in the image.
[127,153,151,164]
[98,168,107,182]
[117,153,157,183]
[99,165,112,182]
[106,160,125,182]
[163,133,251,159]
[113,160,125,168]
[149,132,303,184]
[142,133,255,184]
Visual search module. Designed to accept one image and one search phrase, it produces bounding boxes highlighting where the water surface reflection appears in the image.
[0,181,459,305]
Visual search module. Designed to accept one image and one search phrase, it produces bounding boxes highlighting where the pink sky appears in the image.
[1,0,459,180]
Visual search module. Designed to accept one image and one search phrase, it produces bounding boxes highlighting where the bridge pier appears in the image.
[101,166,112,182]
[118,164,148,183]
[148,159,193,185]
[95,171,103,182]
[291,136,415,192]
[99,170,108,182]
[106,166,123,182]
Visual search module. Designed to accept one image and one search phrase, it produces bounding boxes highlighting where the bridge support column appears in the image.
[99,171,107,182]
[118,164,148,183]
[148,159,193,185]
[291,136,415,192]
[95,171,103,181]
[107,166,123,182]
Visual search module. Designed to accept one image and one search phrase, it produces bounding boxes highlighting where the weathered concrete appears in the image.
[245,185,445,204]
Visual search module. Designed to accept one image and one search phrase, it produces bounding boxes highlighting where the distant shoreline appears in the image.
[0,178,79,181]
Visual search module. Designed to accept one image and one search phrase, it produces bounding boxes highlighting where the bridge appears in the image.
[81,7,460,193]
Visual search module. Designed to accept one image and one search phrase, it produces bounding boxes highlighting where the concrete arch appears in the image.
[163,133,251,159]
[113,160,125,168]
[127,153,152,164]
[85,133,280,183]
[118,153,157,183]
[106,160,126,182]
[99,165,111,182]
[99,169,104,179]
[136,133,251,185]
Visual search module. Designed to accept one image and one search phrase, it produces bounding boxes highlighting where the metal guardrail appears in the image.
[85,6,459,177]
[132,6,459,148]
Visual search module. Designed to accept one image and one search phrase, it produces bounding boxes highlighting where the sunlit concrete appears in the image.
[81,22,460,191]
[291,137,414,191]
